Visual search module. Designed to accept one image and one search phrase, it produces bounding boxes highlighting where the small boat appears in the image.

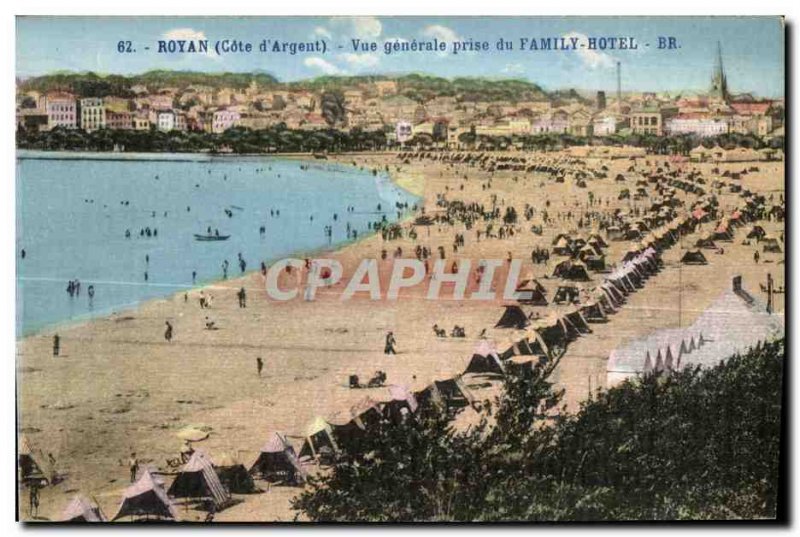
[194,234,230,241]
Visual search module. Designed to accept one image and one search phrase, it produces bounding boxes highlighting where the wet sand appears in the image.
[17,151,784,522]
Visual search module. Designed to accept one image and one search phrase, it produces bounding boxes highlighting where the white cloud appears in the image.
[422,24,459,43]
[339,52,380,70]
[563,32,615,70]
[162,27,218,59]
[312,26,333,40]
[330,16,383,38]
[421,25,460,57]
[304,57,344,75]
[502,63,525,74]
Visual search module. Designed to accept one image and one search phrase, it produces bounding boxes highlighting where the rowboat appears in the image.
[194,234,230,241]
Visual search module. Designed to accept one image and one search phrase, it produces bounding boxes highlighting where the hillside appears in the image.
[20,71,551,103]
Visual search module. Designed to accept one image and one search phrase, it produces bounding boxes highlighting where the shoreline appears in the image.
[16,155,421,341]
[15,149,406,163]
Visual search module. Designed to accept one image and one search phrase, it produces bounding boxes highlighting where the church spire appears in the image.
[710,41,728,102]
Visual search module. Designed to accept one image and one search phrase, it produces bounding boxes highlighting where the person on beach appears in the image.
[164,321,173,343]
[237,287,247,308]
[128,453,138,483]
[52,334,60,357]
[29,481,40,518]
[384,331,397,355]
[256,357,264,377]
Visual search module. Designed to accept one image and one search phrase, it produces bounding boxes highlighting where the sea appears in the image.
[16,151,419,336]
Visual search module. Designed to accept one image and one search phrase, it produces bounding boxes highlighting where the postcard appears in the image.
[15,15,785,523]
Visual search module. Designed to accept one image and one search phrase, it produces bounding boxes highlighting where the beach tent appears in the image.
[167,450,230,509]
[494,305,531,329]
[61,495,107,522]
[552,236,573,256]
[553,283,581,304]
[564,310,592,335]
[349,397,384,430]
[583,255,606,272]
[681,250,708,265]
[514,279,548,306]
[213,453,257,494]
[383,385,419,424]
[762,236,782,253]
[464,340,505,376]
[552,260,591,281]
[249,432,305,485]
[298,417,338,461]
[18,434,57,485]
[580,300,608,323]
[587,233,609,248]
[694,235,717,249]
[112,469,179,522]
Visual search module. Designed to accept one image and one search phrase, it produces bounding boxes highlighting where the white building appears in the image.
[156,111,176,131]
[45,94,77,130]
[80,98,106,132]
[592,115,618,136]
[212,109,241,133]
[665,114,729,137]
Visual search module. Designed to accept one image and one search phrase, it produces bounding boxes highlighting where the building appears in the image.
[568,110,594,137]
[80,98,106,132]
[17,109,49,132]
[156,111,176,131]
[630,107,665,136]
[107,110,133,130]
[596,91,607,111]
[212,109,241,133]
[665,113,729,137]
[592,115,619,136]
[531,110,569,134]
[132,115,151,130]
[44,93,77,130]
[709,41,729,103]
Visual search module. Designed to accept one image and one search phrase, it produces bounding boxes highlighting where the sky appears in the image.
[16,16,785,97]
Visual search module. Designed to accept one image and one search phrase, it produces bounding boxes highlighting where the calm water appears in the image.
[16,152,418,336]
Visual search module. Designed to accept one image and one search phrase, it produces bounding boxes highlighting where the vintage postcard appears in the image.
[15,16,785,523]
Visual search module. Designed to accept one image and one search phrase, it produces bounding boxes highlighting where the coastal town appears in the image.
[16,26,786,524]
[16,44,784,153]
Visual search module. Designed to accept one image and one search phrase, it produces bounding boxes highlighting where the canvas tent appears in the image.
[383,385,419,424]
[167,450,230,509]
[464,340,505,376]
[61,495,107,522]
[747,225,766,240]
[495,304,532,329]
[18,434,57,485]
[514,279,548,306]
[681,250,708,265]
[112,469,179,522]
[249,432,305,485]
[552,260,591,281]
[298,417,338,461]
[213,453,257,494]
[762,236,782,253]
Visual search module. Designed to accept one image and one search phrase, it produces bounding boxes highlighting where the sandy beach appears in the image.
[17,150,785,522]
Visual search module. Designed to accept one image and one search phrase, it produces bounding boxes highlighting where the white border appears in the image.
[2,2,796,536]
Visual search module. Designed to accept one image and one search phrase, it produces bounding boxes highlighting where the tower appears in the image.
[710,41,729,102]
[616,61,622,105]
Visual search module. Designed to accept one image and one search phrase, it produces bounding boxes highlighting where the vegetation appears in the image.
[20,71,549,104]
[292,339,785,521]
[16,125,390,154]
[17,124,783,156]
[19,70,280,96]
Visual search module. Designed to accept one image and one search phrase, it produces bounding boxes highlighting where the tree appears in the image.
[321,90,347,128]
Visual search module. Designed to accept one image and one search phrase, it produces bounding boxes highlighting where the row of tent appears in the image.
[607,278,785,387]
